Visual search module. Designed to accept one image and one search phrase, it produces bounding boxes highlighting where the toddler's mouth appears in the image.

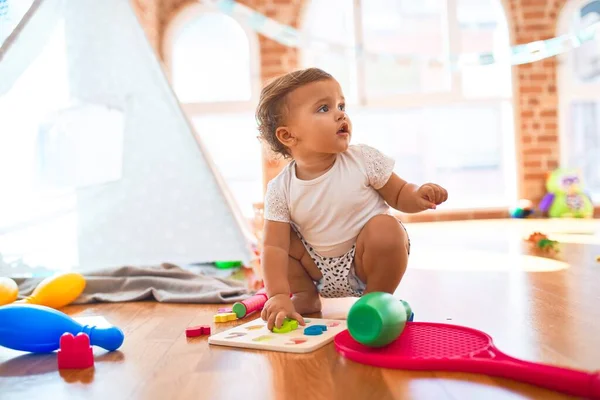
[337,123,349,136]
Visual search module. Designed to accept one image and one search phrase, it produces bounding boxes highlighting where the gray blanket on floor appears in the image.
[14,263,250,304]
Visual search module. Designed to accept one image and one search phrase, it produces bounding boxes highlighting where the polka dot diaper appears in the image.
[296,234,366,298]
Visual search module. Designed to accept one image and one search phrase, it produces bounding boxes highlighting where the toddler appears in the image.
[256,68,448,330]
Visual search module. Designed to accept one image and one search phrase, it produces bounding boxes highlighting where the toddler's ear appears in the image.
[276,126,296,147]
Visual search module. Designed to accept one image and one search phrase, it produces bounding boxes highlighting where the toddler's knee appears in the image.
[364,215,408,253]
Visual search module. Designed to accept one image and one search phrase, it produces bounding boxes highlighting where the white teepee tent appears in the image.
[0,0,254,276]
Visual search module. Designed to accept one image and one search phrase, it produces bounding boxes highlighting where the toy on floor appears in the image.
[232,288,268,318]
[208,317,347,353]
[16,272,86,309]
[186,325,211,338]
[57,332,94,370]
[509,199,535,218]
[0,272,85,309]
[214,312,238,322]
[0,277,18,306]
[0,303,124,353]
[347,292,410,348]
[525,232,559,254]
[335,320,600,399]
[222,289,291,321]
[539,168,594,218]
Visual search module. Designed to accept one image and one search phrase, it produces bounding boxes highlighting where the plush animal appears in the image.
[539,168,594,218]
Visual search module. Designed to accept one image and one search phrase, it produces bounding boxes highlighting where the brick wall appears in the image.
[132,0,585,214]
[507,0,567,204]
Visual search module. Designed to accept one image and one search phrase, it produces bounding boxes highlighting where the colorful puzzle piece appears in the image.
[214,312,237,323]
[304,325,327,336]
[57,332,94,370]
[186,325,211,337]
[272,318,298,333]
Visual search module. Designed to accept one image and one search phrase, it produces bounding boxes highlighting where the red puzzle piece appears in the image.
[186,325,211,338]
[57,332,94,369]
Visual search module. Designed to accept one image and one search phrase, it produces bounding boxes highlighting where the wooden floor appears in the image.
[1,219,600,400]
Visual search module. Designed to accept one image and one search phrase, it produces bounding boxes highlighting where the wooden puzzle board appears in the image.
[208,318,347,354]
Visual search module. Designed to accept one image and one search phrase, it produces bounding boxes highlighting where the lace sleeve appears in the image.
[360,144,395,189]
[263,181,291,223]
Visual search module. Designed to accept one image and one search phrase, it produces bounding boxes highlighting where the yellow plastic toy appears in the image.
[0,277,18,306]
[14,272,86,309]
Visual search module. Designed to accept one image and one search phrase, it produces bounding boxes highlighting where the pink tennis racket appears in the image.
[334,322,600,399]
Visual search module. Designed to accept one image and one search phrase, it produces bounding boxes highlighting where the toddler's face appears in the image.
[281,79,351,156]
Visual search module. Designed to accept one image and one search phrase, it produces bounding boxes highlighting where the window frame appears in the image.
[556,0,600,173]
[299,0,513,108]
[162,2,262,116]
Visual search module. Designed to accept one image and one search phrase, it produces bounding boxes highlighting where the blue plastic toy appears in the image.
[304,325,328,336]
[0,303,124,353]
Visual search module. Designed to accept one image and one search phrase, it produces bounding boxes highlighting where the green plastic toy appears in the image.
[539,168,594,218]
[347,292,407,348]
[214,261,243,269]
[272,318,298,333]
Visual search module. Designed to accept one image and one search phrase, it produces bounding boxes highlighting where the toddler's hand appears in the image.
[415,183,448,210]
[261,294,305,330]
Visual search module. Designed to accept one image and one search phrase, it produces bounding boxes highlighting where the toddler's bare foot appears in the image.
[292,291,322,315]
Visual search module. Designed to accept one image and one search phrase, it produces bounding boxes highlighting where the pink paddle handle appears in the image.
[476,349,600,399]
[240,292,268,314]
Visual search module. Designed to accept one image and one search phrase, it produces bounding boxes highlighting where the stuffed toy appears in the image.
[539,168,594,218]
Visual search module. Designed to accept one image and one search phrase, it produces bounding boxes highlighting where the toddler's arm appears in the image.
[260,220,304,329]
[359,144,447,213]
[377,173,447,213]
[261,220,292,297]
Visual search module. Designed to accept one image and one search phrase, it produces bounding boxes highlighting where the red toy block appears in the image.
[185,325,211,338]
[57,332,94,369]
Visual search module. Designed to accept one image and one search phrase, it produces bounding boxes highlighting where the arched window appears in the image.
[165,6,262,218]
[557,0,600,202]
[301,0,514,209]
[171,12,252,103]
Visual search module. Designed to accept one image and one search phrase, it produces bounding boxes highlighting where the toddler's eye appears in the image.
[318,105,329,112]
[339,103,346,111]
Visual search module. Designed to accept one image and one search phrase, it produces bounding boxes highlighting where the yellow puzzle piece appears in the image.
[214,312,238,323]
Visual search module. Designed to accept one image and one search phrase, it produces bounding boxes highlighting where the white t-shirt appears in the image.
[263,144,395,257]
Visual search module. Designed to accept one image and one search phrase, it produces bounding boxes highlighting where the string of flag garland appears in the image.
[213,0,600,69]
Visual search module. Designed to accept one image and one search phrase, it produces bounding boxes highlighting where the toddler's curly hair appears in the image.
[256,68,333,158]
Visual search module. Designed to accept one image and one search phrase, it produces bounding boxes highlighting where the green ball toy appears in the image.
[347,292,408,348]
